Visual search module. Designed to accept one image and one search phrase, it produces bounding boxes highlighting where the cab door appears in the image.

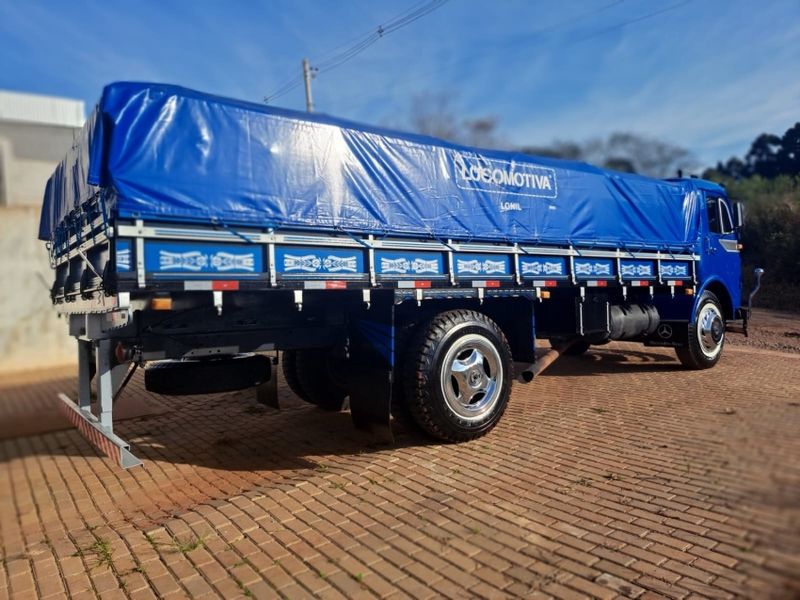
[701,193,742,310]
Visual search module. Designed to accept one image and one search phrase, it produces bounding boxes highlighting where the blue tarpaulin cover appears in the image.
[40,82,701,251]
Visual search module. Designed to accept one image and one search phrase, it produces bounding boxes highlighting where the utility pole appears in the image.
[302,58,315,113]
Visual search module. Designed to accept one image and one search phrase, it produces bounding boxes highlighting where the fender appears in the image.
[691,277,734,324]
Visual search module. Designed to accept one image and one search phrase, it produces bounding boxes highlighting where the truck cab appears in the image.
[695,180,742,315]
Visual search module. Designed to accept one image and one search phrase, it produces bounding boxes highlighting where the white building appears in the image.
[0,90,85,207]
[0,90,85,373]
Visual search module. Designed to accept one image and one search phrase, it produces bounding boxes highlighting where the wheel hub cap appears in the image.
[698,304,724,358]
[440,333,503,421]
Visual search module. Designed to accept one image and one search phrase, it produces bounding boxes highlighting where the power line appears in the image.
[316,0,448,72]
[572,0,693,42]
[534,0,626,36]
[264,0,448,105]
[312,0,434,66]
[373,0,693,94]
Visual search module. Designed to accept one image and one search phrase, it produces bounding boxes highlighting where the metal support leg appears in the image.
[77,339,93,410]
[96,339,115,430]
[57,335,143,469]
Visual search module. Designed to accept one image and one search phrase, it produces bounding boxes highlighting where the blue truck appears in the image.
[41,82,761,468]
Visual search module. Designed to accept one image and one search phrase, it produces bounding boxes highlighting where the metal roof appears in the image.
[0,89,85,128]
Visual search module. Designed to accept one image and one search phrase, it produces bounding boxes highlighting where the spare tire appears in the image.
[145,354,271,396]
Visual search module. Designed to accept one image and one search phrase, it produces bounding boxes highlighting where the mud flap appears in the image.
[347,290,394,443]
[256,355,280,408]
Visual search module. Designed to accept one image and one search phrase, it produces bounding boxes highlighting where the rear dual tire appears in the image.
[281,349,347,411]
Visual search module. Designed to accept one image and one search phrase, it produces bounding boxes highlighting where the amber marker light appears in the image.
[151,297,173,310]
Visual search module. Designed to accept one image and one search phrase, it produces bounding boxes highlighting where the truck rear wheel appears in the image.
[404,310,513,442]
[280,350,311,403]
[285,349,348,411]
[675,291,725,369]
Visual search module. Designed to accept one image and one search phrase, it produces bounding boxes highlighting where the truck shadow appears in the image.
[0,372,435,531]
[538,347,685,377]
[0,371,431,473]
[2,347,683,470]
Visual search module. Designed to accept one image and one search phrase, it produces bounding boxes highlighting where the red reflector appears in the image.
[114,342,127,364]
[486,280,501,288]
[325,280,347,289]
[545,280,558,287]
[675,280,684,286]
[415,280,432,288]
[212,280,239,291]
[596,280,608,287]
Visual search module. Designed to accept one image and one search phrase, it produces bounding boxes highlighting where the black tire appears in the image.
[404,310,513,442]
[281,350,311,403]
[675,291,725,370]
[293,349,348,411]
[550,338,591,356]
[145,354,270,396]
[390,321,421,427]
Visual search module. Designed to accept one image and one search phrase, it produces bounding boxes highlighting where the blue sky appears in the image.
[1,0,797,168]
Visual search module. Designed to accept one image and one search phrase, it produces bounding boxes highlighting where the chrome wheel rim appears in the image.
[439,333,503,421]
[697,303,724,359]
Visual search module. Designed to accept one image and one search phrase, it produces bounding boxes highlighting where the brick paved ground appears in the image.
[1,331,799,599]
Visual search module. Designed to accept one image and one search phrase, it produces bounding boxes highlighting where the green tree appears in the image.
[710,122,800,180]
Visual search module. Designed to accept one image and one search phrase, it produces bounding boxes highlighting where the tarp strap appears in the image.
[336,227,372,249]
[211,217,256,245]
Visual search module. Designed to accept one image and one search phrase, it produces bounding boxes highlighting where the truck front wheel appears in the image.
[404,310,513,442]
[675,291,725,369]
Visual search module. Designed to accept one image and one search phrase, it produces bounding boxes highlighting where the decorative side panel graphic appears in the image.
[573,258,615,279]
[454,253,511,277]
[375,250,444,276]
[519,256,567,278]
[660,261,692,279]
[619,259,655,280]
[144,241,263,275]
[275,246,364,275]
[116,239,132,272]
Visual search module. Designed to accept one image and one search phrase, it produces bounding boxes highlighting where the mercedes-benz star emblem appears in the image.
[657,324,673,339]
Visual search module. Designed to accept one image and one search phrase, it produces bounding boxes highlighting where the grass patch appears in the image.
[232,574,252,597]
[172,534,207,554]
[74,538,114,570]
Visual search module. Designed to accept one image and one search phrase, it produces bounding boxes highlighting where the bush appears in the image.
[701,175,800,311]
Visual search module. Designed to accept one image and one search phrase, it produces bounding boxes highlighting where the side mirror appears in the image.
[733,202,745,228]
